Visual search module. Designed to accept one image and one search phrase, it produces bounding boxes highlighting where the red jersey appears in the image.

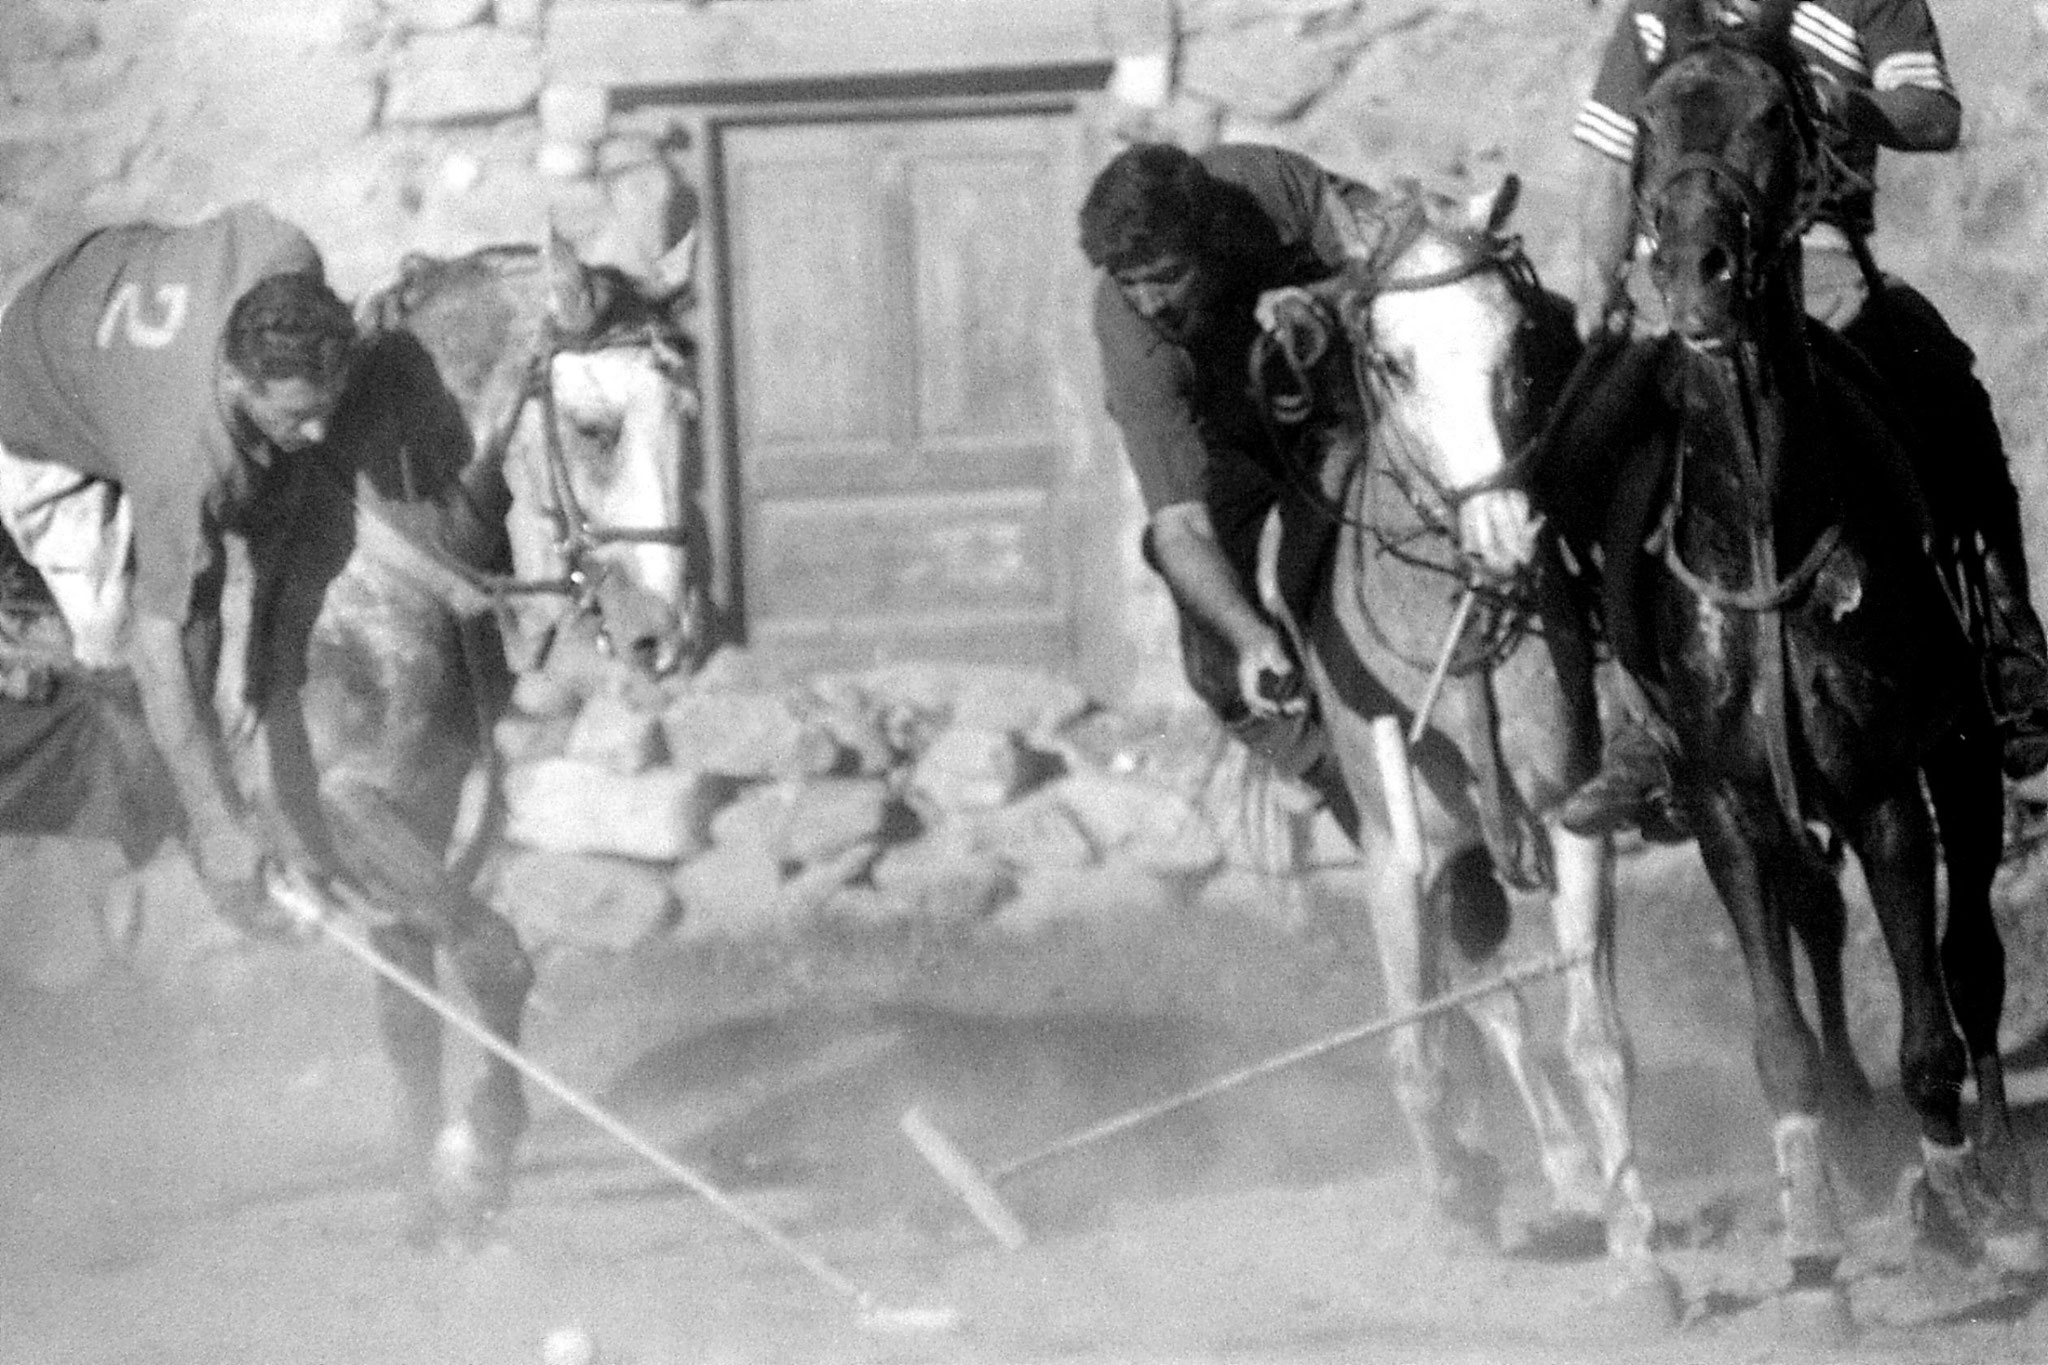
[1573,0,1953,234]
[0,203,324,623]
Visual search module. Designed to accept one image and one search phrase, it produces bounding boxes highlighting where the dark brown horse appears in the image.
[1538,18,2043,1330]
[240,230,701,1247]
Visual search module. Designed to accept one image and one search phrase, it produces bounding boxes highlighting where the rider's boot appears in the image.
[1978,526,2048,783]
[1559,716,1690,843]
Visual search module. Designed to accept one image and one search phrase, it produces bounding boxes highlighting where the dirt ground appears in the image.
[8,846,2048,1365]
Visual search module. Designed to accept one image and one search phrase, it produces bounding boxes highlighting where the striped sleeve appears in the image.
[1843,0,1953,95]
[1574,1,1656,165]
[1573,101,1637,164]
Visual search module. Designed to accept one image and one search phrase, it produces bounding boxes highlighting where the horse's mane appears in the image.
[1652,0,1799,58]
[1645,0,1820,133]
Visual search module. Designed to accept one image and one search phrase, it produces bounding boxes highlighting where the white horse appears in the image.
[1258,178,1672,1313]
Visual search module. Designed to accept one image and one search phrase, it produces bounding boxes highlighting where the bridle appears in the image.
[1633,46,1835,315]
[1255,215,1548,553]
[1251,210,1552,674]
[480,315,698,652]
[346,276,701,669]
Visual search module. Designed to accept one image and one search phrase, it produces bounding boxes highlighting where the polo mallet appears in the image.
[264,868,958,1335]
[900,947,1585,1249]
[903,596,1520,1246]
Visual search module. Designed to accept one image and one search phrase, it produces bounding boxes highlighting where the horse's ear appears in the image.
[646,223,699,303]
[1466,173,1521,235]
[544,226,600,336]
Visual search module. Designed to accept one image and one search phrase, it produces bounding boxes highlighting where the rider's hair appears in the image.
[223,272,357,387]
[1077,142,1215,274]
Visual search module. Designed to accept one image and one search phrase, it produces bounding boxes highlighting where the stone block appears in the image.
[495,0,548,32]
[504,757,708,861]
[909,725,1026,812]
[704,776,895,867]
[777,839,882,919]
[1052,770,1224,877]
[706,780,783,853]
[388,0,490,32]
[952,792,1097,871]
[539,82,610,147]
[662,690,836,778]
[565,686,668,774]
[870,840,1016,921]
[384,28,541,125]
[671,844,786,940]
[491,849,677,950]
[859,662,1092,740]
[774,778,892,866]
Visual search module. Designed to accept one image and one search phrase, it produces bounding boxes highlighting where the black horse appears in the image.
[248,231,703,1248]
[1536,16,2044,1329]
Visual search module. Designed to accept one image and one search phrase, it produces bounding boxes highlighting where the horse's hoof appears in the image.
[1512,1210,1607,1262]
[431,1121,514,1231]
[1601,1258,1683,1330]
[1422,1159,1504,1258]
[1774,1283,1854,1349]
[1902,1154,2047,1277]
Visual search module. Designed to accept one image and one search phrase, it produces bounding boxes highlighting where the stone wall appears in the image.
[3,0,2046,988]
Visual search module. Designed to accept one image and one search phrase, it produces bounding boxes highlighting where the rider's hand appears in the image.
[1808,70,1855,127]
[1255,286,1329,364]
[192,819,298,940]
[1236,629,1309,720]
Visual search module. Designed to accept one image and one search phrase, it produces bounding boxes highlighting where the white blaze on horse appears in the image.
[245,229,703,1246]
[1254,176,1673,1311]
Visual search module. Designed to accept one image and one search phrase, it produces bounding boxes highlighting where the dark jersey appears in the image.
[1573,0,1953,235]
[0,202,324,624]
[1092,143,1368,567]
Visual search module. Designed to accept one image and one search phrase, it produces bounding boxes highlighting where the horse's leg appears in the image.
[1782,861,1876,1120]
[1462,984,1604,1229]
[437,894,535,1234]
[1689,787,1847,1294]
[1919,735,2047,1273]
[1309,633,1504,1249]
[1835,775,2035,1278]
[368,921,448,1248]
[1546,824,1665,1280]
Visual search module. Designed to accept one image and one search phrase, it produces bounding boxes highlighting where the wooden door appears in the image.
[719,109,1098,675]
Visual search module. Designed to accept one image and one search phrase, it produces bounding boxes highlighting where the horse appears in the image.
[1535,17,2046,1328]
[1254,179,1672,1311]
[239,228,702,1247]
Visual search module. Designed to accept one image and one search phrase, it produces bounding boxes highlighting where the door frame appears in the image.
[656,86,1134,691]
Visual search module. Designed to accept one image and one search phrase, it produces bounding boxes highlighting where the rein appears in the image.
[507,319,695,614]
[1249,221,1549,681]
[350,310,697,657]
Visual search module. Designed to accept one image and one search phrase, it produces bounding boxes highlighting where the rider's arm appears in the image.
[1573,147,1636,338]
[129,607,245,856]
[1832,82,1959,153]
[1150,501,1300,717]
[1568,0,1651,338]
